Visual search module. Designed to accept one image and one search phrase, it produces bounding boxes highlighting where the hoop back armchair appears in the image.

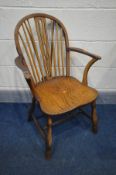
[14,13,101,159]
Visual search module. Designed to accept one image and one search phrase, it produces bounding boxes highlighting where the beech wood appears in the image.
[14,13,101,159]
[91,101,98,133]
[45,117,52,159]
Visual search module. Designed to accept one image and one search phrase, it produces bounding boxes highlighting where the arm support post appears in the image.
[66,47,101,85]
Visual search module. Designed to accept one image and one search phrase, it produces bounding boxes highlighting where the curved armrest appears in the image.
[67,47,101,85]
[15,56,31,79]
[67,47,101,60]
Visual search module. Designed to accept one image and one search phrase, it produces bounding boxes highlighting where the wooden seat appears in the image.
[34,76,98,115]
[14,13,101,159]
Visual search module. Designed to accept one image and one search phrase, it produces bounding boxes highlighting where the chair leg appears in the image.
[28,97,36,121]
[45,117,52,159]
[91,101,98,133]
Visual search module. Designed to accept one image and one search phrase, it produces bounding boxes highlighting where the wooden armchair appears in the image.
[14,13,101,159]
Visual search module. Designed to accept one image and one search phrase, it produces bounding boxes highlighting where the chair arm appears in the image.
[67,47,101,60]
[15,56,31,79]
[67,47,101,85]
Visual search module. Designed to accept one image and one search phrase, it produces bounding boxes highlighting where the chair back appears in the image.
[15,13,70,84]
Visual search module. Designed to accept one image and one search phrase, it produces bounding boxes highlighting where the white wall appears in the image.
[0,0,116,102]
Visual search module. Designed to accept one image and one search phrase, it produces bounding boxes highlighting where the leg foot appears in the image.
[45,117,52,160]
[91,101,98,134]
[45,148,52,160]
[92,124,97,133]
[28,97,36,121]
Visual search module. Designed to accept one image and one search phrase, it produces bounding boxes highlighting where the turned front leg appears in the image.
[45,117,52,159]
[91,101,98,133]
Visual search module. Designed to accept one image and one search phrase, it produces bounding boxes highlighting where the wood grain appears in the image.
[14,13,101,159]
[34,76,98,115]
[15,13,69,83]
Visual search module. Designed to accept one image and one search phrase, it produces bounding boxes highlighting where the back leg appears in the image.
[28,97,36,121]
[45,117,52,159]
[91,101,98,133]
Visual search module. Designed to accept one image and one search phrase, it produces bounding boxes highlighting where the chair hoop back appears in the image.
[14,13,70,84]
